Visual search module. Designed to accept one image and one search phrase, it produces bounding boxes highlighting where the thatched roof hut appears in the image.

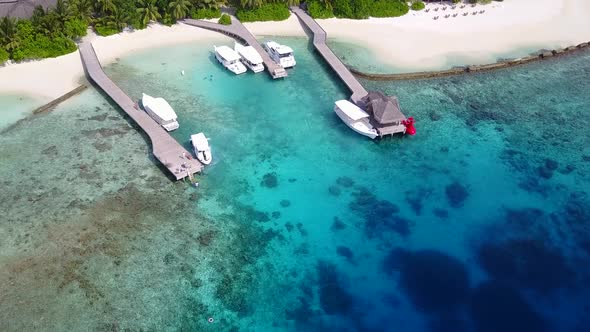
[362,91,406,125]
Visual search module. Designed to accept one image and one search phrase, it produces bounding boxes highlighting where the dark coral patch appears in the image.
[445,181,469,208]
[537,165,553,179]
[317,261,353,315]
[280,199,291,207]
[296,223,308,236]
[349,187,377,211]
[429,315,469,332]
[330,217,347,231]
[328,186,341,196]
[365,215,411,239]
[336,176,354,188]
[261,172,278,188]
[373,200,400,218]
[504,207,543,230]
[470,281,547,332]
[242,205,270,223]
[336,246,354,262]
[405,188,432,216]
[544,158,559,171]
[384,249,469,314]
[433,208,449,219]
[272,211,281,219]
[285,222,294,232]
[563,191,589,225]
[476,239,573,293]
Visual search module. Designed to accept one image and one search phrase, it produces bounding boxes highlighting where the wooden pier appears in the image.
[183,18,288,79]
[78,42,203,181]
[290,6,368,104]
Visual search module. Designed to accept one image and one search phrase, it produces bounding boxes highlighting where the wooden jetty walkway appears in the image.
[183,17,288,79]
[290,6,368,104]
[78,42,203,181]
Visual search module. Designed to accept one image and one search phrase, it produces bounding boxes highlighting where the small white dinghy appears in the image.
[191,133,212,165]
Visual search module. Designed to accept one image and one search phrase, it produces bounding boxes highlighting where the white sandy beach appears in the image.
[319,0,590,72]
[1,0,589,103]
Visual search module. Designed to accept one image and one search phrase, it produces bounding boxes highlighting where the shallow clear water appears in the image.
[1,37,589,332]
[329,38,550,74]
[0,94,42,130]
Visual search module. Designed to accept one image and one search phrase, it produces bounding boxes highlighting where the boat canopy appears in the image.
[191,133,209,150]
[142,93,177,121]
[335,100,370,121]
[235,43,263,64]
[215,45,241,62]
[266,41,293,55]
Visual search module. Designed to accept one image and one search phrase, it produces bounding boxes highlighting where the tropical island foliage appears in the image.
[1,0,424,63]
[307,0,409,19]
[410,1,425,10]
[218,13,232,24]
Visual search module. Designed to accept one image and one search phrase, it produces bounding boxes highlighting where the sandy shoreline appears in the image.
[319,0,590,72]
[1,0,589,103]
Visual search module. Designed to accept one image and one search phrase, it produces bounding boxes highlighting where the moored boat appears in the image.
[234,42,264,73]
[191,133,212,165]
[141,93,179,131]
[214,45,247,75]
[263,41,296,68]
[334,100,378,139]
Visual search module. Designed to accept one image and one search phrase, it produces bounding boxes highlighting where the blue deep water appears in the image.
[0,36,589,332]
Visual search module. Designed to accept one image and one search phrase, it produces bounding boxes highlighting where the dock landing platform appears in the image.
[78,42,203,181]
[183,18,288,79]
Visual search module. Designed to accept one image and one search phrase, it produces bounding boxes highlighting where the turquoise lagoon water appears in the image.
[1,36,589,332]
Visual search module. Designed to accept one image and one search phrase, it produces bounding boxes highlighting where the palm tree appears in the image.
[39,12,61,35]
[193,0,219,9]
[97,0,116,15]
[54,0,70,24]
[284,0,299,7]
[69,0,93,22]
[137,0,162,26]
[107,7,129,31]
[0,17,19,52]
[168,0,191,19]
[240,0,263,9]
[320,0,332,10]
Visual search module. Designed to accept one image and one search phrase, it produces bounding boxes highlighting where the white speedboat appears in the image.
[214,45,246,75]
[191,133,212,165]
[263,41,296,68]
[334,100,378,139]
[141,93,179,131]
[234,42,264,73]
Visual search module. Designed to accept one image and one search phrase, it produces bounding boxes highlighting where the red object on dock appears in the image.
[403,117,416,135]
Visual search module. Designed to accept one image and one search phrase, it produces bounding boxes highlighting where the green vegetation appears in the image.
[0,5,81,62]
[0,0,416,63]
[0,47,9,63]
[190,8,221,19]
[369,0,409,17]
[410,1,425,11]
[236,3,291,22]
[0,0,229,62]
[309,0,408,19]
[218,13,232,25]
[307,0,335,18]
